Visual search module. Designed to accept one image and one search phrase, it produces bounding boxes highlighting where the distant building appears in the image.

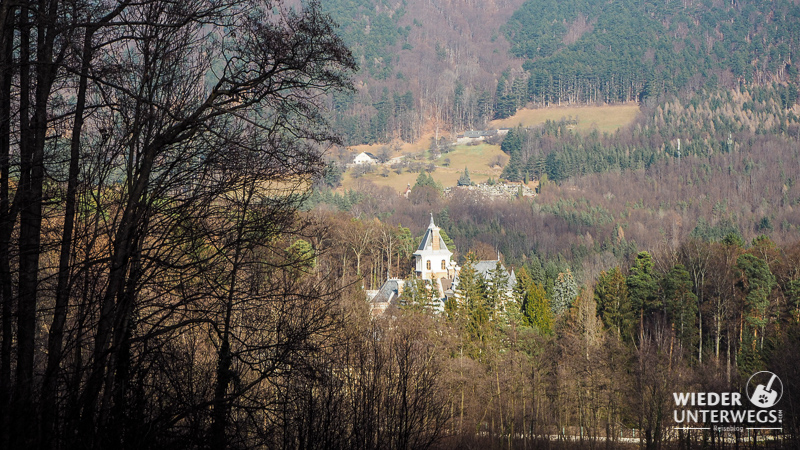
[455,129,509,144]
[413,214,457,281]
[411,214,458,301]
[456,130,488,144]
[368,215,516,315]
[353,151,379,165]
[370,279,404,316]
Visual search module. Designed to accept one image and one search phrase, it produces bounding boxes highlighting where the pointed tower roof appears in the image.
[414,215,451,254]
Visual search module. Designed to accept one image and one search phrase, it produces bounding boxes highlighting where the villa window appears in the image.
[426,260,431,270]
[441,260,446,270]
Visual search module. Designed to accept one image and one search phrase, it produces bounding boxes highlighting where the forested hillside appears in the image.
[302,81,800,447]
[321,0,526,144]
[500,85,800,182]
[304,121,800,448]
[502,0,800,115]
[327,0,800,141]
[312,84,800,291]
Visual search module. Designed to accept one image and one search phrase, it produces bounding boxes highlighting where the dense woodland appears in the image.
[500,86,800,183]
[3,0,800,449]
[324,0,800,142]
[321,0,527,143]
[505,0,800,112]
[302,206,800,449]
[312,83,800,286]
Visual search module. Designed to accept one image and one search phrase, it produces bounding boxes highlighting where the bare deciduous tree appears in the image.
[0,0,355,448]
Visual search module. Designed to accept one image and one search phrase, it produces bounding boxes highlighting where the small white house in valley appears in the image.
[353,151,379,165]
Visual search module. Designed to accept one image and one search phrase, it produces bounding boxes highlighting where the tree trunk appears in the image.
[41,26,95,449]
[0,3,14,447]
[698,309,702,363]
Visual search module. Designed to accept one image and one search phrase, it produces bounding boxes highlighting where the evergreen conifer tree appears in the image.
[552,269,578,316]
[595,267,634,341]
[456,262,490,345]
[457,167,472,186]
[486,261,509,315]
[661,264,698,351]
[626,252,660,334]
[523,281,552,334]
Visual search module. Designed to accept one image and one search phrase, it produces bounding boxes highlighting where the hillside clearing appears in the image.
[340,143,508,192]
[338,105,639,193]
[490,104,640,133]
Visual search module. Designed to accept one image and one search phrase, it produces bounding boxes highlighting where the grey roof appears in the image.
[461,130,497,138]
[415,215,450,253]
[372,279,401,304]
[416,227,449,252]
[473,260,498,275]
[473,260,517,289]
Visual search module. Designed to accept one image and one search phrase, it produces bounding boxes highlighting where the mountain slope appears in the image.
[502,0,800,109]
[325,0,800,144]
[322,0,527,144]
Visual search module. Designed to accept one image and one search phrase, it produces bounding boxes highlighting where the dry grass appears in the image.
[489,104,640,133]
[348,132,438,160]
[444,143,506,171]
[338,104,639,193]
[340,143,506,193]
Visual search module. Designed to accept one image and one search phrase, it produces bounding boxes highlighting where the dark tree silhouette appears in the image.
[0,1,355,448]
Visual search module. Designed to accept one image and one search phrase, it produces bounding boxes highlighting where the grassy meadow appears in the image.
[340,143,507,192]
[339,104,641,193]
[489,104,640,133]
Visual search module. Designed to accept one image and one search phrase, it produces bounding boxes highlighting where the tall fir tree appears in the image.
[595,267,634,341]
[627,251,660,337]
[486,261,510,316]
[457,167,472,186]
[736,253,776,356]
[523,281,553,335]
[552,269,578,316]
[514,266,532,306]
[527,255,546,287]
[456,261,490,348]
[661,264,699,353]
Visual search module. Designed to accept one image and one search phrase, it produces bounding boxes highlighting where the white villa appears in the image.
[369,215,516,315]
[414,215,458,279]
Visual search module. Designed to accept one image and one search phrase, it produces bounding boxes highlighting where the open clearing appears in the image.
[340,143,507,192]
[338,104,640,194]
[489,104,640,133]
